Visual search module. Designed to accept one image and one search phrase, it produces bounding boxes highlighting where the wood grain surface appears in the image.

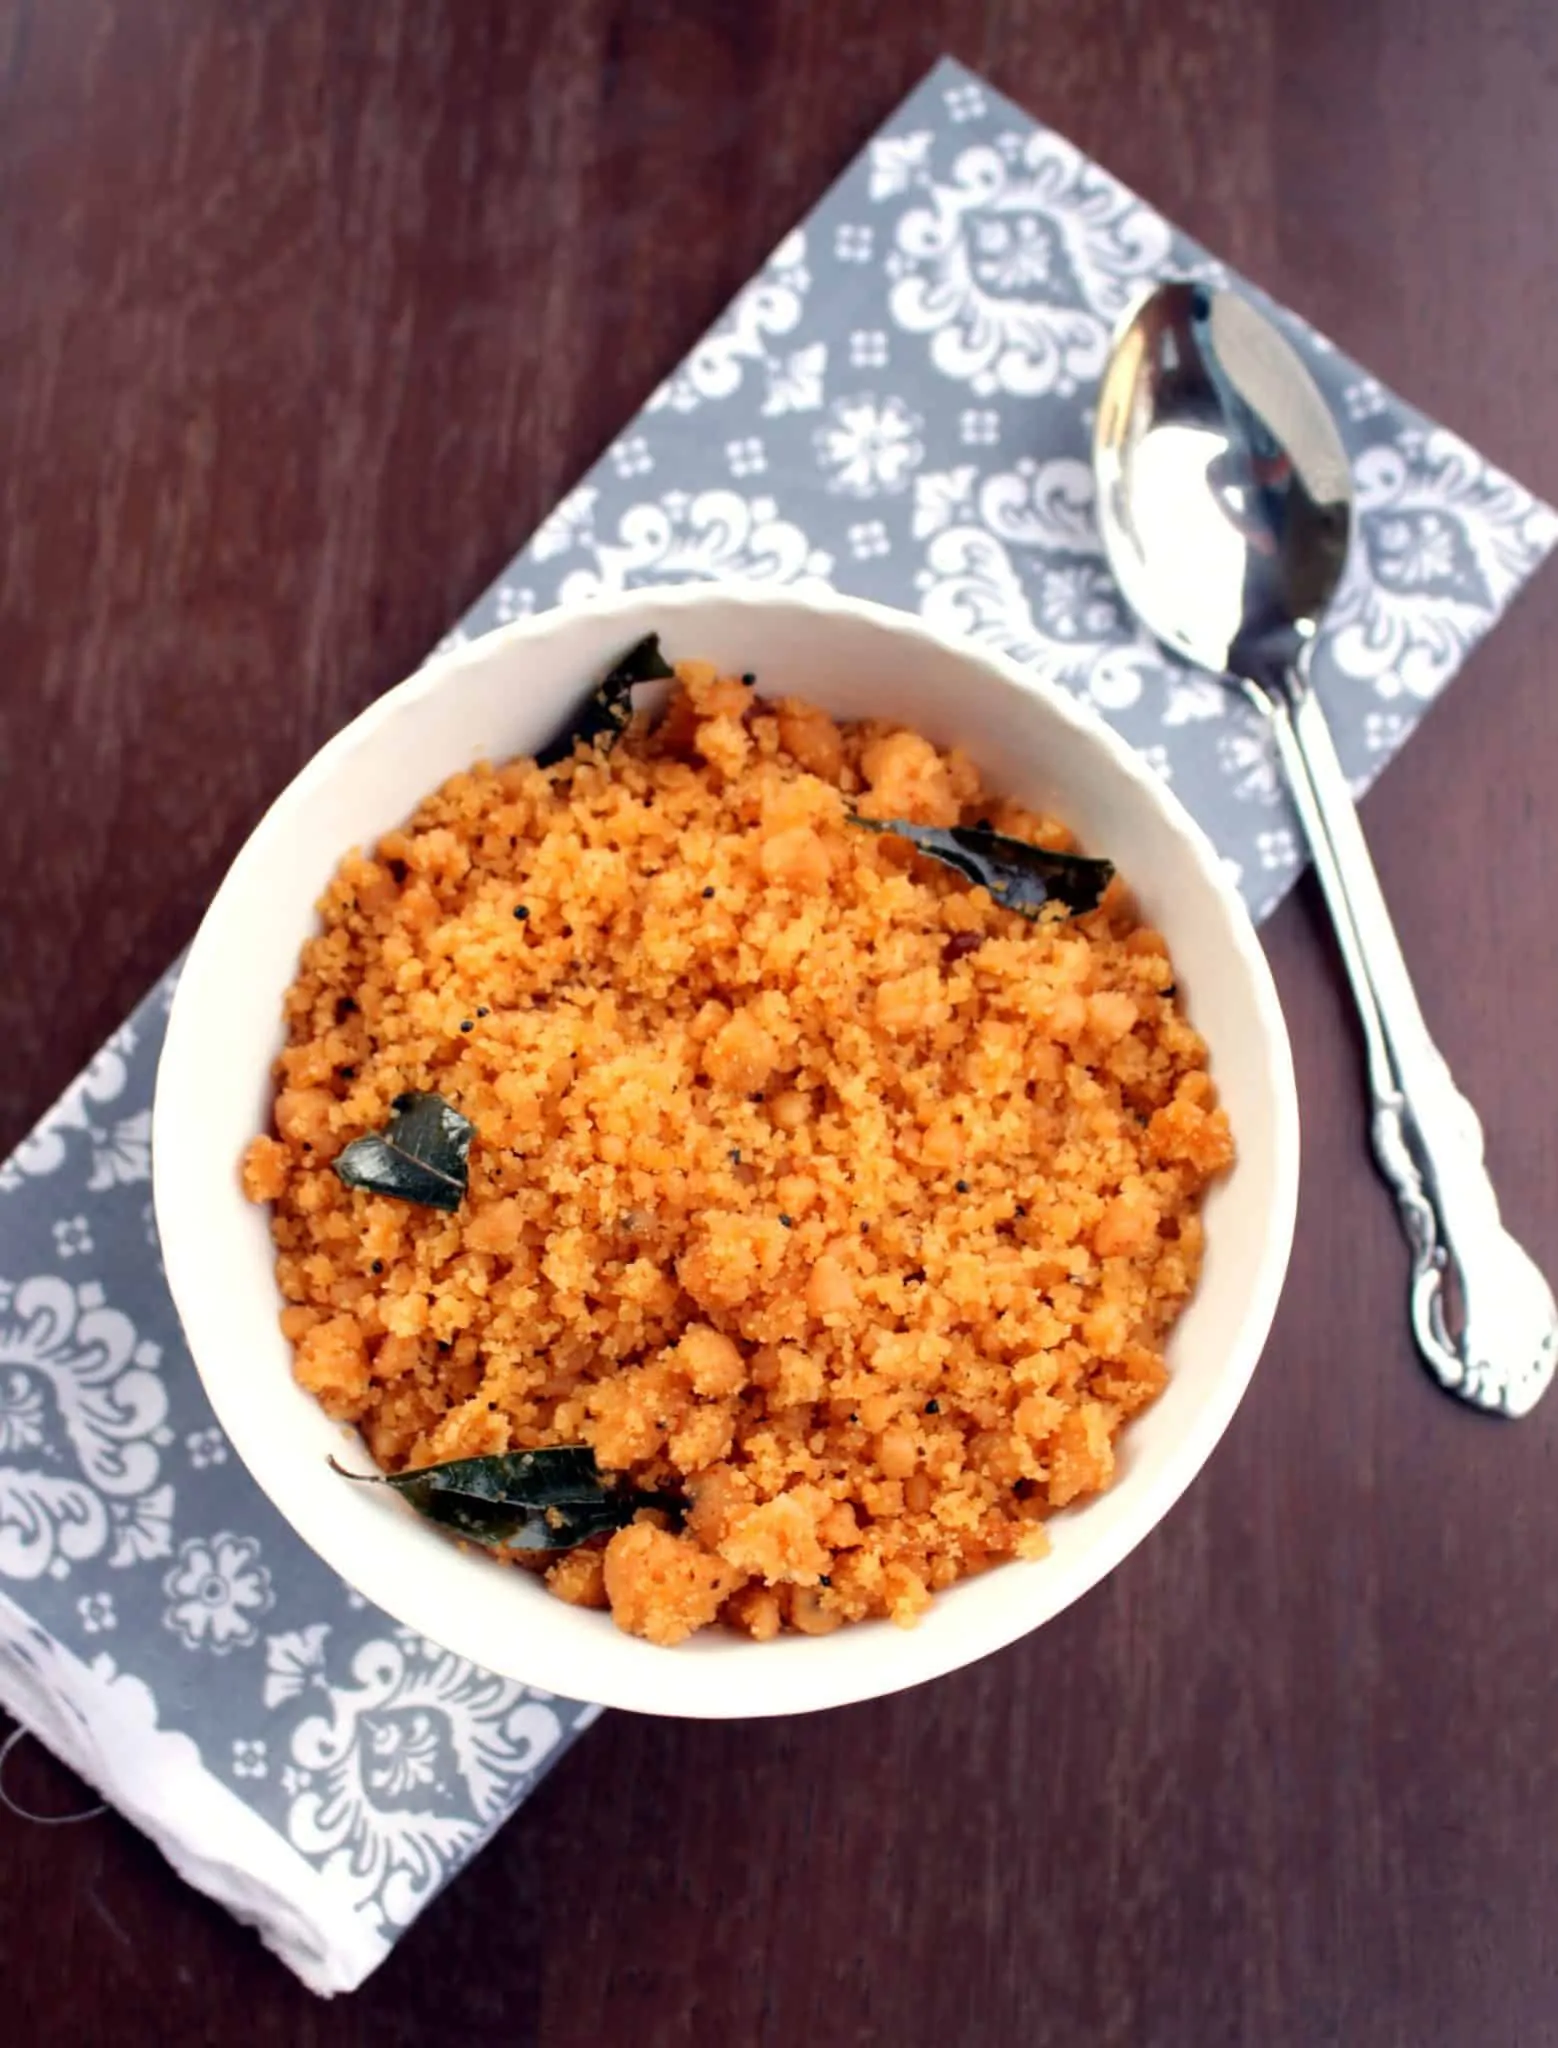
[4,3,1558,2042]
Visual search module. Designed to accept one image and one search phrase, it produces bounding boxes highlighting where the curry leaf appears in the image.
[389,1445,608,1510]
[536,633,676,769]
[849,816,1114,917]
[329,1446,684,1553]
[333,1092,475,1212]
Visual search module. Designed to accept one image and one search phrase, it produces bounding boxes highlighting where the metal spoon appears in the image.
[1093,279,1557,1417]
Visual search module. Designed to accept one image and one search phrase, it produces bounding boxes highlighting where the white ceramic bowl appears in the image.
[155,582,1298,1719]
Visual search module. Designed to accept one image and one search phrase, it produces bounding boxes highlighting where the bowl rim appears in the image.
[154,579,1299,1718]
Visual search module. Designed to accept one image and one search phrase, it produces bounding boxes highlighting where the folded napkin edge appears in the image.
[0,1584,386,1997]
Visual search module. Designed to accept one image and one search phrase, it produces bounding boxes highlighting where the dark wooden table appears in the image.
[5,3,1558,2042]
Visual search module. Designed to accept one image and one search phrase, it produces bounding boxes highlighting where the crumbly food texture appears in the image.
[244,663,1234,1645]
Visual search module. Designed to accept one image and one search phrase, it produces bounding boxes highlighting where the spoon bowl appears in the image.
[1095,282,1351,692]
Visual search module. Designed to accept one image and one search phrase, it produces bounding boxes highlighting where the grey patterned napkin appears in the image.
[1,55,1551,1997]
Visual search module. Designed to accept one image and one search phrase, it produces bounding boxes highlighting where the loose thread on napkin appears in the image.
[0,1724,108,1827]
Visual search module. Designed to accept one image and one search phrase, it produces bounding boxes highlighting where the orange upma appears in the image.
[244,659,1233,1644]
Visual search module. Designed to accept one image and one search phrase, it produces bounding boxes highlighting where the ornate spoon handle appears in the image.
[1267,680,1557,1418]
